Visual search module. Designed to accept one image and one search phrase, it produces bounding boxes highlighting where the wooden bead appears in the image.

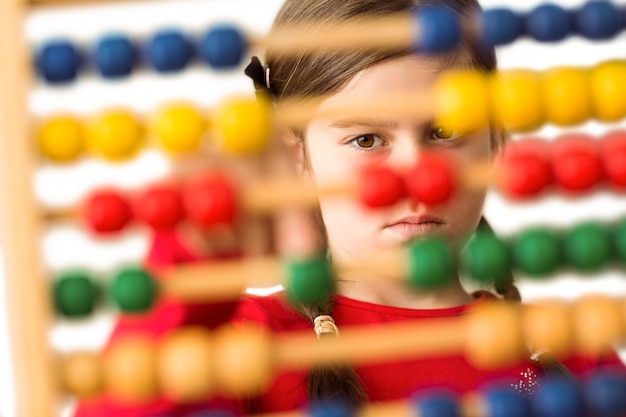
[213,96,271,154]
[83,189,133,234]
[87,109,143,160]
[541,67,591,126]
[572,296,625,355]
[182,172,237,228]
[102,335,158,404]
[405,152,455,205]
[522,301,573,359]
[212,325,274,397]
[498,140,552,199]
[152,104,205,154]
[157,327,214,403]
[464,300,522,369]
[552,135,603,193]
[358,165,405,208]
[37,116,84,162]
[490,70,544,132]
[134,183,185,229]
[434,70,490,133]
[589,61,626,122]
[285,254,334,307]
[601,130,626,189]
[61,352,103,398]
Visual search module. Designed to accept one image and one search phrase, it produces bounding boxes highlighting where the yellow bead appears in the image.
[464,300,523,369]
[572,295,625,356]
[102,335,158,405]
[88,109,143,161]
[37,116,84,162]
[491,70,544,133]
[213,95,271,154]
[542,67,591,126]
[589,60,626,122]
[522,301,573,359]
[152,104,205,154]
[157,327,214,403]
[61,352,103,398]
[213,324,274,397]
[434,70,490,133]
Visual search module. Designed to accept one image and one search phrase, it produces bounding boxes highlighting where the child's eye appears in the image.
[349,134,386,150]
[430,126,462,144]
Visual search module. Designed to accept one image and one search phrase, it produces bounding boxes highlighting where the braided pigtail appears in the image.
[297,301,368,407]
[477,216,577,385]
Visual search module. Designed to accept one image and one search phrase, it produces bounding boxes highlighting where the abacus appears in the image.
[2,1,626,417]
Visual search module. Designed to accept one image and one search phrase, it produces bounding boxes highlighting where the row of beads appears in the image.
[69,132,626,236]
[53,219,626,319]
[35,1,626,84]
[36,60,626,165]
[60,299,626,412]
[37,97,271,162]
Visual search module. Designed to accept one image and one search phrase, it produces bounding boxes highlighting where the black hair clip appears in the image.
[244,56,276,100]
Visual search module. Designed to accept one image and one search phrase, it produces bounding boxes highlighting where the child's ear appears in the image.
[282,129,307,176]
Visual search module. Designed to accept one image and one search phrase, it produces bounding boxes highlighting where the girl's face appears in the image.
[299,56,495,269]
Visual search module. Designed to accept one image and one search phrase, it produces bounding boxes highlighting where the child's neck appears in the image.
[335,273,473,310]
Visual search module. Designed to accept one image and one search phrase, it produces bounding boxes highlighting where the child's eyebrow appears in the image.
[329,117,398,129]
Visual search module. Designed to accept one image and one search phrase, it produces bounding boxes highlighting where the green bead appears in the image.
[563,223,612,272]
[462,231,511,285]
[406,237,453,290]
[53,271,98,318]
[512,228,562,277]
[613,218,626,264]
[285,255,333,307]
[111,267,157,313]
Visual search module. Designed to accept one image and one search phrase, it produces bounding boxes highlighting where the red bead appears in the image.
[84,190,133,234]
[601,130,626,188]
[358,165,405,208]
[499,139,552,199]
[552,134,603,193]
[405,153,455,205]
[182,172,237,227]
[134,183,184,229]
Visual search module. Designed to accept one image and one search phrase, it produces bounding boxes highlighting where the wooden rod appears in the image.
[0,0,58,416]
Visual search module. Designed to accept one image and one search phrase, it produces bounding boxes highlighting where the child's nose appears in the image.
[387,134,425,171]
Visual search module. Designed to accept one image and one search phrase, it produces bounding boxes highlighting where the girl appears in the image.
[75,0,626,416]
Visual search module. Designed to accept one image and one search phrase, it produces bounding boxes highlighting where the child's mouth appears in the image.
[385,221,443,237]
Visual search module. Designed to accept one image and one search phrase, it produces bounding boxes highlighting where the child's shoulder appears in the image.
[233,291,312,333]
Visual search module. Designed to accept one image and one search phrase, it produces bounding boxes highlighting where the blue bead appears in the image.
[480,8,524,46]
[414,6,461,53]
[309,400,354,417]
[145,30,193,73]
[93,34,136,78]
[483,387,530,417]
[526,3,574,42]
[584,372,626,417]
[414,392,461,417]
[36,40,82,84]
[576,1,621,40]
[531,379,584,417]
[198,25,247,69]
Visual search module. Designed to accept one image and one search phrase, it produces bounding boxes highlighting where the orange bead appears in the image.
[212,324,274,397]
[61,352,103,398]
[572,295,625,355]
[87,109,143,160]
[151,104,205,154]
[37,115,84,162]
[541,67,591,126]
[522,301,573,359]
[102,335,158,405]
[157,327,214,403]
[490,70,544,132]
[589,60,626,122]
[434,69,490,133]
[464,300,523,369]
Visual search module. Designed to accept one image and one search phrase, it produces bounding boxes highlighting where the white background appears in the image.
[1,0,626,415]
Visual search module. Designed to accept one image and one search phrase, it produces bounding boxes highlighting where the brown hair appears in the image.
[261,0,573,405]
